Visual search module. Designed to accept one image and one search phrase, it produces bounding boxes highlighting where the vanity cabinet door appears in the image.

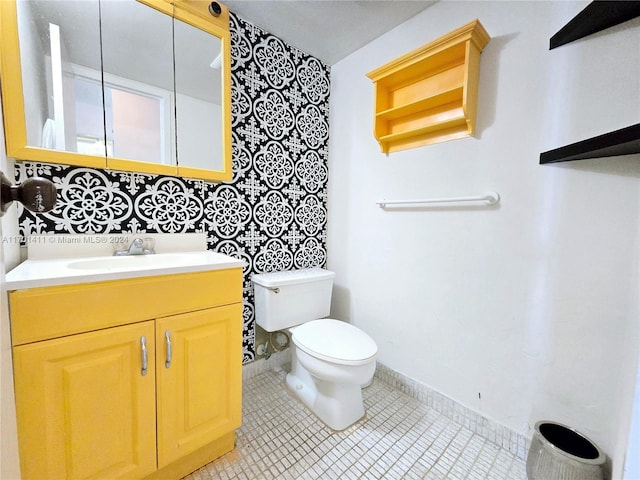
[155,304,242,467]
[12,321,157,480]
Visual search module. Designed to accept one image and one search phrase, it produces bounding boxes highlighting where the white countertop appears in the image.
[5,234,246,289]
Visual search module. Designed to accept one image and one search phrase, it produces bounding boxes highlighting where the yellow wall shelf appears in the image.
[367,19,490,153]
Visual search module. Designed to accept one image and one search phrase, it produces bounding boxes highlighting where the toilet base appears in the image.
[286,371,365,431]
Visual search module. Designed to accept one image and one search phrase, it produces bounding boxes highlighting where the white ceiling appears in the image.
[224,0,436,65]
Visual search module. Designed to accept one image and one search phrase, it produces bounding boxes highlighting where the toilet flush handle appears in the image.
[266,286,280,294]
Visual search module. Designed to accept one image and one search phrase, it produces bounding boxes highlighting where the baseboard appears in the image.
[374,362,530,460]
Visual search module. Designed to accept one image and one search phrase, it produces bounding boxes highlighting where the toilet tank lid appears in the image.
[251,268,335,288]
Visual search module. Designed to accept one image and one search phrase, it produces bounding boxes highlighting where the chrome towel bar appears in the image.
[376,192,500,208]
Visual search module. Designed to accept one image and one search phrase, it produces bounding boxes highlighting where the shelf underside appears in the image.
[540,123,640,164]
[550,1,640,49]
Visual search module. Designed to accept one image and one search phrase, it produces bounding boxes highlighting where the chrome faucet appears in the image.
[113,237,155,256]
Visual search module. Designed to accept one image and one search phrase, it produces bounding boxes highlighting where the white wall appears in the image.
[625,352,640,478]
[328,1,640,476]
[1,92,22,479]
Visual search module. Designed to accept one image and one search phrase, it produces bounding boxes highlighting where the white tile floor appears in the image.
[184,368,527,480]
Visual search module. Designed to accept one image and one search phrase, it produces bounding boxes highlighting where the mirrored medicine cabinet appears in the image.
[0,0,232,181]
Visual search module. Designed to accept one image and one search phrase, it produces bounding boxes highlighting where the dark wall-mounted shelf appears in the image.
[541,2,640,165]
[540,124,640,164]
[550,1,640,49]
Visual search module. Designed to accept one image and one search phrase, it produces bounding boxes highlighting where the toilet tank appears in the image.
[251,268,336,332]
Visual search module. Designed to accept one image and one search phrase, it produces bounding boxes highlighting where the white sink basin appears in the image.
[6,250,246,289]
[68,253,202,271]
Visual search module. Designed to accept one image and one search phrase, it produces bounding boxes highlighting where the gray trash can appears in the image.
[526,421,606,480]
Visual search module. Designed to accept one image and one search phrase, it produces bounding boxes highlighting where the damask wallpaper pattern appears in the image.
[15,13,331,363]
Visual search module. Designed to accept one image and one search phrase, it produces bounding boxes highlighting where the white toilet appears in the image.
[252,268,378,430]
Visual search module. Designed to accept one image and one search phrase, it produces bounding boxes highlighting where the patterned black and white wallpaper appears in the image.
[15,13,331,363]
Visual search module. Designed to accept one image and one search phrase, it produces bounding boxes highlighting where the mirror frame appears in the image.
[0,0,232,182]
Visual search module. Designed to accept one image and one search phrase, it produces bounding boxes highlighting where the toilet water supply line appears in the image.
[257,331,290,359]
[376,191,500,208]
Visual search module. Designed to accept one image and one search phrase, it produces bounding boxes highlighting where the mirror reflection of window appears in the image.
[73,76,110,156]
[108,87,164,164]
[174,16,223,171]
[71,67,171,163]
[100,0,175,166]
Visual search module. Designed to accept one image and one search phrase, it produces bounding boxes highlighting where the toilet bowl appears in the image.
[251,268,378,430]
[286,319,377,430]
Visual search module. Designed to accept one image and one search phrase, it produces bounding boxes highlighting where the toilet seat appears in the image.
[291,319,377,366]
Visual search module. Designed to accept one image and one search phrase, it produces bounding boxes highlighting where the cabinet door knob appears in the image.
[140,336,148,376]
[165,331,172,368]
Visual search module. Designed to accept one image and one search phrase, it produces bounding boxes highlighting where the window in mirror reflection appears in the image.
[108,87,164,164]
[100,0,175,166]
[71,67,172,163]
[73,76,111,156]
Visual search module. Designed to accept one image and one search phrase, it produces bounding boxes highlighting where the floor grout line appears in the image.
[183,369,526,480]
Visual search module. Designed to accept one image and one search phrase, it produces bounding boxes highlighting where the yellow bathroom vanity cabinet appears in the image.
[8,268,243,480]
